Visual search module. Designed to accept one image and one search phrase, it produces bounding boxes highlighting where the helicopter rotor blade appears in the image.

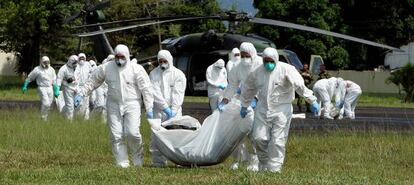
[72,15,194,29]
[76,16,220,37]
[64,11,82,24]
[250,17,404,52]
[87,0,111,12]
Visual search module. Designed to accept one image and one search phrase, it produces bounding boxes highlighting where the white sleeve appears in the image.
[240,71,258,107]
[56,67,65,86]
[171,71,186,112]
[26,68,39,82]
[223,67,240,99]
[135,66,154,113]
[335,82,346,104]
[205,67,219,87]
[287,66,317,103]
[149,70,169,110]
[81,66,105,96]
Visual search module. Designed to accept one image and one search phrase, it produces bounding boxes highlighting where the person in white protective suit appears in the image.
[337,80,362,119]
[75,53,92,120]
[74,44,154,168]
[219,42,262,171]
[88,60,98,110]
[312,77,345,119]
[94,55,114,123]
[149,49,187,167]
[240,47,320,173]
[22,56,58,121]
[206,59,227,111]
[56,55,79,120]
[226,48,241,73]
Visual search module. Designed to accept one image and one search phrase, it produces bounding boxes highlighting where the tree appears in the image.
[0,0,82,74]
[387,63,414,102]
[252,0,350,69]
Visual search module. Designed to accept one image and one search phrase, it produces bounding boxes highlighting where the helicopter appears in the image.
[67,2,403,95]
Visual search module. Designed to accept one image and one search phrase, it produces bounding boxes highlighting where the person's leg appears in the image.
[107,105,129,168]
[38,87,52,121]
[124,104,144,167]
[63,88,74,121]
[252,111,270,172]
[150,109,168,167]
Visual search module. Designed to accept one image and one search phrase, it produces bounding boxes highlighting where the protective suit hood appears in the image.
[114,44,130,67]
[262,47,279,63]
[213,59,225,68]
[229,48,241,62]
[157,50,173,70]
[67,55,78,69]
[78,53,86,65]
[40,56,50,68]
[89,60,96,67]
[240,42,258,60]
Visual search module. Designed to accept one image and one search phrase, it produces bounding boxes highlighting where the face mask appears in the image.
[160,63,169,70]
[234,56,241,62]
[241,58,252,66]
[79,60,85,65]
[116,59,127,67]
[264,63,276,72]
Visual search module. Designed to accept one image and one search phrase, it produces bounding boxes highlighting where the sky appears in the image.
[217,0,258,16]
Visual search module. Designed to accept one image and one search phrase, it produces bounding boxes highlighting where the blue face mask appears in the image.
[264,63,276,72]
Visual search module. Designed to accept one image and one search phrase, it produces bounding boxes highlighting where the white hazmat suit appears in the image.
[240,47,317,172]
[56,55,79,120]
[75,53,92,120]
[226,48,241,73]
[23,56,57,121]
[149,49,187,166]
[206,59,227,111]
[338,80,362,119]
[312,77,345,119]
[78,45,154,168]
[222,42,263,171]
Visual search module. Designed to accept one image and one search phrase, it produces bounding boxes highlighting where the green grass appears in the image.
[0,109,413,184]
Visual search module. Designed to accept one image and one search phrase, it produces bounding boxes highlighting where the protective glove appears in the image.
[74,94,83,108]
[218,84,227,90]
[240,107,248,118]
[250,98,258,109]
[22,80,30,93]
[163,107,174,120]
[218,101,226,112]
[310,101,320,115]
[53,84,60,98]
[236,87,241,95]
[146,111,154,119]
[336,101,344,109]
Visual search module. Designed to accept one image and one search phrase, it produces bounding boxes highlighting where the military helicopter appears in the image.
[68,2,403,95]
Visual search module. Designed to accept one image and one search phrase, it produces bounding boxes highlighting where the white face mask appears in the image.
[160,63,169,70]
[116,59,127,67]
[79,60,85,65]
[241,58,252,66]
[234,56,241,62]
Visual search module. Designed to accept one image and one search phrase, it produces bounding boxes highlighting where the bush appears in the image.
[387,63,414,102]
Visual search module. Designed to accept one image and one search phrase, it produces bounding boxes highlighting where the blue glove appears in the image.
[53,84,60,98]
[163,107,175,120]
[336,101,344,109]
[146,111,154,119]
[236,87,241,95]
[74,95,83,108]
[240,107,248,118]
[250,98,258,109]
[218,84,227,90]
[22,80,30,93]
[310,101,320,114]
[218,101,226,112]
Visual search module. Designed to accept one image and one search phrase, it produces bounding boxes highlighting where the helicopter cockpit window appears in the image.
[174,56,189,74]
[279,55,288,63]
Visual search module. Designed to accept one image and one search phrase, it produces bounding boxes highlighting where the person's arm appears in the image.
[26,67,39,83]
[171,71,186,112]
[149,70,169,110]
[335,81,346,106]
[223,67,240,100]
[136,66,154,113]
[80,65,105,96]
[288,66,317,103]
[205,67,220,87]
[240,71,259,108]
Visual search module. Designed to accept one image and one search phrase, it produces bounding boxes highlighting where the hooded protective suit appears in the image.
[338,80,361,119]
[206,59,227,110]
[74,53,92,120]
[24,56,56,121]
[79,44,154,168]
[94,55,113,123]
[56,55,79,120]
[223,42,262,171]
[226,48,241,73]
[88,60,98,110]
[241,47,317,172]
[149,49,187,166]
[312,77,345,119]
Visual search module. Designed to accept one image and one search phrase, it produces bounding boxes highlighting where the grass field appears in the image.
[0,108,413,184]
